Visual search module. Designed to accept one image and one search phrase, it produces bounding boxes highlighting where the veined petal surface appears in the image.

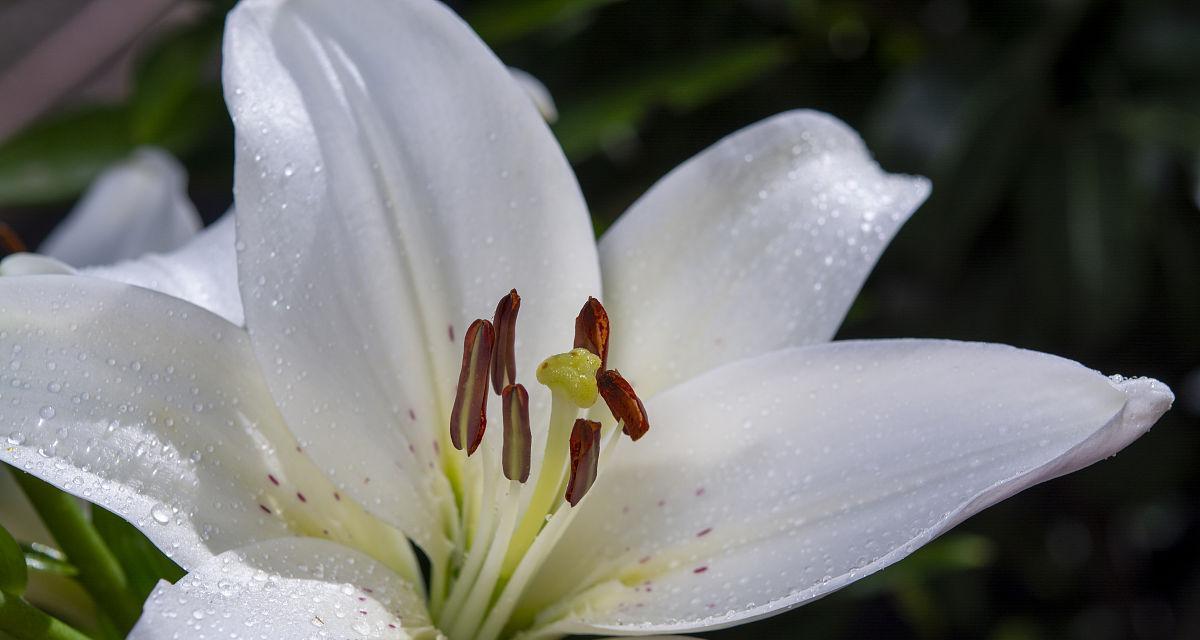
[0,276,409,577]
[39,148,201,268]
[131,537,441,640]
[600,111,930,396]
[526,340,1171,634]
[224,0,600,556]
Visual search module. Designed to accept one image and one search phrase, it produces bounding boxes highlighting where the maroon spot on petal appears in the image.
[363,477,371,485]
[695,487,706,497]
[359,609,368,615]
[408,409,416,421]
[362,587,374,593]
[433,440,440,454]
[657,499,666,508]
[388,624,397,629]
[259,504,272,514]
[357,596,366,602]
[622,505,630,514]
[267,474,279,486]
[448,324,455,342]
[295,445,303,453]
[697,527,713,537]
[322,529,330,535]
[334,491,342,501]
[408,443,416,454]
[707,603,717,609]
[297,492,307,502]
[638,556,651,564]
[693,566,708,574]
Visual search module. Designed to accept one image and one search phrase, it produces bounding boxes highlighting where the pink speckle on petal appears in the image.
[448,325,455,342]
[638,556,651,564]
[408,409,416,421]
[267,474,279,486]
[693,566,708,574]
[259,504,272,514]
[695,487,706,497]
[657,499,666,507]
[697,527,713,537]
[297,492,307,502]
[334,492,342,501]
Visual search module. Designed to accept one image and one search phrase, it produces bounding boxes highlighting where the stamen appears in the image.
[501,384,531,483]
[449,318,494,455]
[491,289,521,394]
[535,348,601,408]
[564,419,601,506]
[573,297,610,370]
[597,369,650,441]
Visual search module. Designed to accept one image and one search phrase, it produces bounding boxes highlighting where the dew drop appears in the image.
[39,405,55,420]
[151,503,171,524]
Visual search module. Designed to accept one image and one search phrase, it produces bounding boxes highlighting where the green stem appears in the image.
[0,591,92,640]
[10,470,141,632]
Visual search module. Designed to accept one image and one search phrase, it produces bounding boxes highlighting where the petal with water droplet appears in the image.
[0,276,410,580]
[131,537,440,640]
[526,339,1171,634]
[600,111,930,396]
[224,0,601,560]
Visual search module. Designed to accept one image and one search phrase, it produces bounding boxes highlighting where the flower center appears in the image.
[430,291,648,640]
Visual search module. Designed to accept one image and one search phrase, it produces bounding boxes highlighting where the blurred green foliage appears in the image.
[0,0,1197,639]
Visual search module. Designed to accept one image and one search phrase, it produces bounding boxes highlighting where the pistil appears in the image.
[435,291,650,640]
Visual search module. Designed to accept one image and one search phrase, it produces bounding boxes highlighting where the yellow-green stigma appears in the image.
[535,347,602,407]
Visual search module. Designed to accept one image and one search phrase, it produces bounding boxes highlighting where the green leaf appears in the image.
[0,108,133,207]
[554,40,792,161]
[92,507,184,601]
[469,0,626,44]
[0,525,25,596]
[10,470,141,634]
[19,543,77,578]
[130,20,223,146]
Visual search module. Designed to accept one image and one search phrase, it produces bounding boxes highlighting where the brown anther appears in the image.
[449,319,494,455]
[573,297,610,371]
[491,289,521,394]
[597,369,649,441]
[565,419,601,506]
[501,384,531,483]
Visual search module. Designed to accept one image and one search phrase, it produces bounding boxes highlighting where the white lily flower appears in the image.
[0,1,1172,639]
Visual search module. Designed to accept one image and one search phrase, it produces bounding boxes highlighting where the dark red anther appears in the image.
[501,384,531,483]
[491,289,521,394]
[565,419,601,506]
[449,319,494,455]
[573,297,610,371]
[597,369,649,441]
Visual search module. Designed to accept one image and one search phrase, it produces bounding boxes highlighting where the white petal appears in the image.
[510,67,558,123]
[0,276,414,580]
[39,147,201,268]
[0,253,75,277]
[83,213,244,326]
[224,0,600,555]
[131,537,441,640]
[527,340,1171,634]
[600,111,930,396]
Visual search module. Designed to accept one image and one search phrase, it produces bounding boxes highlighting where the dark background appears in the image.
[0,0,1197,638]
